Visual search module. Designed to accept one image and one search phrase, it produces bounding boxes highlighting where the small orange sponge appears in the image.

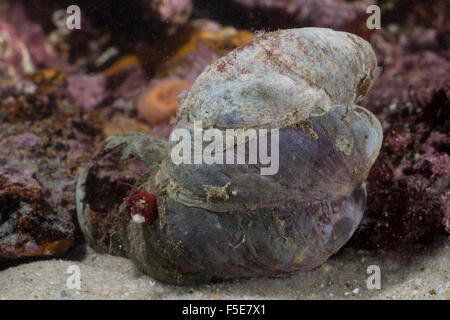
[137,79,192,125]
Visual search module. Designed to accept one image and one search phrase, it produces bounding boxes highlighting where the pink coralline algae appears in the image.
[353,9,450,248]
[5,132,41,152]
[0,5,67,78]
[0,72,100,259]
[142,0,193,29]
[67,74,108,112]
[232,0,371,29]
[0,172,73,258]
[352,89,450,249]
[0,19,35,77]
[363,52,450,116]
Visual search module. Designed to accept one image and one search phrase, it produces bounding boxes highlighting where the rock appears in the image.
[0,71,100,259]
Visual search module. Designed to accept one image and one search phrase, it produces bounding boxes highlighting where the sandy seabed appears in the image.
[0,238,448,300]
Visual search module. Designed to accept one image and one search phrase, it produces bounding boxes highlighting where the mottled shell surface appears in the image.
[162,28,381,212]
[177,28,377,129]
[77,28,383,285]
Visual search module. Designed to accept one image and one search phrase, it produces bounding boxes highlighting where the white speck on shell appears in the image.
[132,214,146,224]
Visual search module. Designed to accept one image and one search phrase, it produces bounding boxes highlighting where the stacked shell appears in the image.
[77,28,383,285]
